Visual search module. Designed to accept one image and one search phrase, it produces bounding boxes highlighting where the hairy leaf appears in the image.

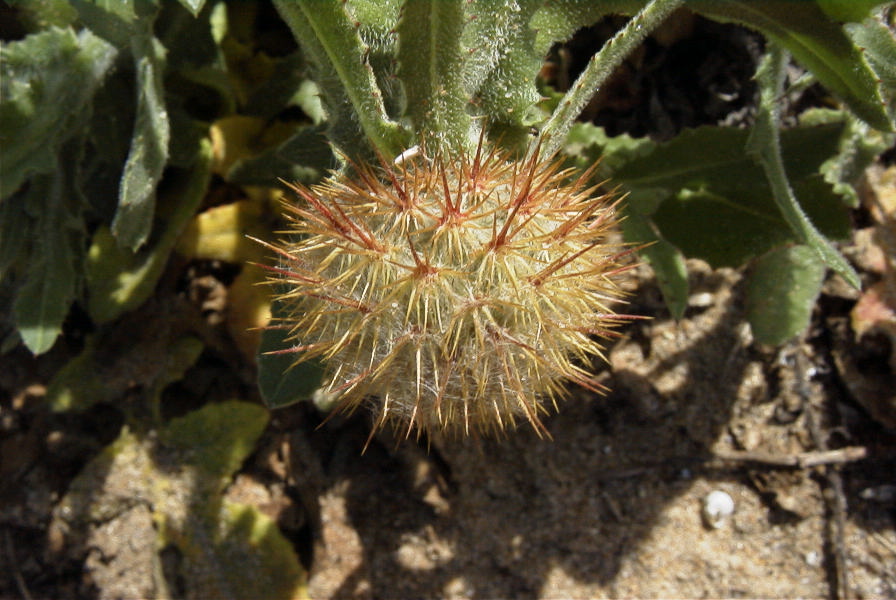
[807,109,896,208]
[111,34,171,250]
[257,295,325,410]
[0,27,116,198]
[531,0,645,56]
[746,244,826,345]
[13,161,84,355]
[846,14,896,100]
[273,0,408,160]
[87,139,212,323]
[466,0,544,144]
[397,0,471,151]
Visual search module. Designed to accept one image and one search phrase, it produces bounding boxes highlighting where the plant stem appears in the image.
[397,0,471,154]
[273,0,407,160]
[746,43,860,288]
[534,0,684,159]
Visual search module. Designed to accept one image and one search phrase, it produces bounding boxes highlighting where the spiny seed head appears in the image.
[266,142,635,437]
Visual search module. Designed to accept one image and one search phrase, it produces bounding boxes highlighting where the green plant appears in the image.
[259,0,895,432]
[4,0,892,429]
[1,0,894,592]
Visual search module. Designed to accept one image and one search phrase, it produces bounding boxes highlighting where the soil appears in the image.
[2,10,896,600]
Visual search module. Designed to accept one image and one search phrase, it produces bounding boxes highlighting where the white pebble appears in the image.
[702,490,735,529]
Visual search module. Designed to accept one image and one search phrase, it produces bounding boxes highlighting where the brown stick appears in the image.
[710,446,868,469]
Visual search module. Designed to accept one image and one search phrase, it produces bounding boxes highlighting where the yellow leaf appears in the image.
[177,200,270,263]
[228,265,272,364]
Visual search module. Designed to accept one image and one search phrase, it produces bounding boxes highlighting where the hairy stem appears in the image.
[746,43,859,288]
[273,0,407,160]
[397,0,472,154]
[534,0,684,158]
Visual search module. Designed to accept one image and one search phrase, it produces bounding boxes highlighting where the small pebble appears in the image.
[702,490,735,529]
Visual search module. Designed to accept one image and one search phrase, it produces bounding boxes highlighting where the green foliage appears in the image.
[257,293,325,410]
[1,0,891,407]
[746,245,827,345]
[272,0,409,159]
[747,46,859,289]
[87,139,213,324]
[0,27,116,194]
[397,0,470,151]
[2,0,892,363]
[0,1,325,354]
[4,0,895,590]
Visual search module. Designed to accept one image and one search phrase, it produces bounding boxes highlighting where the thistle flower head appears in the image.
[265,141,635,437]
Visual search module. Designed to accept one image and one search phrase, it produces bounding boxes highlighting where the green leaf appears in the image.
[209,501,310,600]
[620,209,689,319]
[156,0,221,72]
[651,188,786,267]
[257,297,325,410]
[0,194,32,280]
[464,0,544,145]
[111,34,171,250]
[75,0,143,22]
[397,0,471,152]
[0,27,116,199]
[13,161,84,355]
[16,0,79,31]
[162,401,269,480]
[242,55,319,121]
[564,122,656,180]
[651,175,849,268]
[607,122,850,266]
[70,0,158,47]
[612,124,844,199]
[846,14,896,100]
[745,244,826,345]
[688,0,893,132]
[46,332,204,413]
[273,0,409,160]
[161,401,307,599]
[88,138,212,323]
[346,0,405,119]
[815,0,884,23]
[531,0,645,56]
[807,109,896,208]
[227,125,333,187]
[45,335,108,411]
